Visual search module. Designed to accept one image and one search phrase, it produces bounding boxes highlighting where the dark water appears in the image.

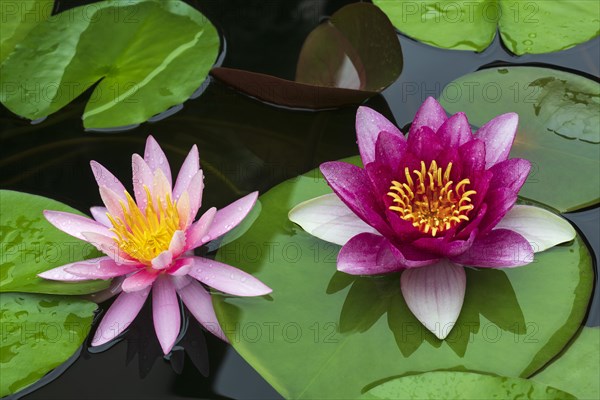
[0,0,598,399]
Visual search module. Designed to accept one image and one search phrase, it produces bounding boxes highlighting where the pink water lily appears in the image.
[289,97,575,339]
[39,136,271,354]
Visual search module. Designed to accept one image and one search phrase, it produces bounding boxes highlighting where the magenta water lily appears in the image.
[39,136,271,354]
[289,97,575,339]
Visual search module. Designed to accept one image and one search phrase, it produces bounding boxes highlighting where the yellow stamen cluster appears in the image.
[387,161,476,237]
[107,188,180,265]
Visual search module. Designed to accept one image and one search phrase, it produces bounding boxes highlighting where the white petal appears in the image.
[495,205,576,253]
[400,260,466,340]
[288,193,379,246]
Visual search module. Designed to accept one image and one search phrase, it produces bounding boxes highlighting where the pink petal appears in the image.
[205,192,258,243]
[151,168,173,206]
[186,170,204,220]
[144,135,172,186]
[168,231,186,258]
[151,250,173,270]
[38,257,111,281]
[186,207,217,250]
[436,112,472,147]
[176,191,191,229]
[99,186,126,221]
[81,232,136,265]
[288,193,379,246]
[152,275,180,354]
[167,258,193,276]
[475,113,519,168]
[66,258,140,279]
[355,106,404,165]
[400,260,466,339]
[90,206,111,227]
[451,229,534,268]
[92,287,150,346]
[44,210,112,241]
[132,154,154,212]
[188,257,272,296]
[83,276,124,303]
[90,161,126,200]
[408,97,448,138]
[173,144,200,200]
[175,277,229,342]
[121,269,159,292]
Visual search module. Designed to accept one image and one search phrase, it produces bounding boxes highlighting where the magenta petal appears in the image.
[437,112,472,147]
[66,258,139,279]
[175,277,229,342]
[337,233,406,275]
[488,158,531,193]
[90,161,126,200]
[121,269,158,292]
[356,106,404,165]
[92,287,150,347]
[478,187,518,234]
[407,126,443,162]
[44,210,112,240]
[452,229,534,268]
[173,145,200,200]
[320,161,393,236]
[144,135,172,186]
[132,154,154,211]
[152,275,180,354]
[412,229,477,258]
[475,113,519,168]
[408,97,447,137]
[186,207,217,250]
[400,260,466,339]
[90,206,111,227]
[188,257,272,296]
[458,138,486,176]
[206,192,258,242]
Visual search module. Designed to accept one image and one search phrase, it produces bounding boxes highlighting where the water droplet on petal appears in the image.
[201,235,211,243]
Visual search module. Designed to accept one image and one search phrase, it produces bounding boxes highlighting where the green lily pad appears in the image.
[213,159,593,399]
[0,190,109,294]
[373,0,600,54]
[532,327,600,399]
[0,0,219,128]
[359,371,575,399]
[0,0,54,65]
[440,66,600,212]
[0,292,97,397]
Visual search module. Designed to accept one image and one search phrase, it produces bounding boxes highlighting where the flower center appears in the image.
[387,160,476,237]
[107,188,180,265]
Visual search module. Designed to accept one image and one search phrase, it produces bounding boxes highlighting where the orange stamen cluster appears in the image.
[107,187,180,265]
[387,161,476,237]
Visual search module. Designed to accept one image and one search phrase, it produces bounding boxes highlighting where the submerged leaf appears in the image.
[210,3,402,109]
[0,293,96,397]
[439,66,600,212]
[0,190,109,294]
[0,0,220,128]
[359,371,575,399]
